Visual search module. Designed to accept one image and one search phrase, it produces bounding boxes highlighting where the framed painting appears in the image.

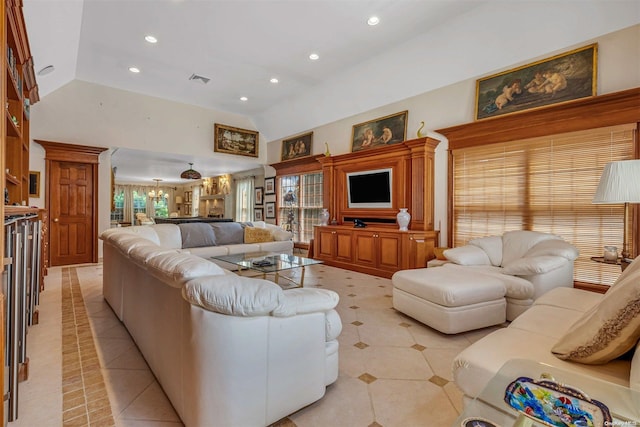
[214,123,259,157]
[265,202,276,219]
[29,171,40,197]
[475,43,597,120]
[254,208,264,222]
[254,186,263,205]
[264,177,275,195]
[351,110,407,152]
[281,132,313,161]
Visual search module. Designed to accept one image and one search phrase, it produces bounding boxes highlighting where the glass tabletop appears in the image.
[453,358,640,427]
[211,251,323,273]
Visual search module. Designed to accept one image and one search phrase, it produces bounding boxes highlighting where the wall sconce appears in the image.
[175,196,183,212]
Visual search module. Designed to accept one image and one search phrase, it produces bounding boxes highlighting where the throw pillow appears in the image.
[178,223,217,248]
[551,257,640,364]
[244,226,274,243]
[209,222,245,245]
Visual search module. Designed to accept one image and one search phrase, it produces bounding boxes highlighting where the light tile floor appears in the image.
[12,262,504,427]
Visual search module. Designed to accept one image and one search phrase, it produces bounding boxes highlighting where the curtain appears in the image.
[451,123,637,286]
[235,177,254,222]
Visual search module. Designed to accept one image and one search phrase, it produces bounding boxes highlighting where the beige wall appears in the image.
[28,25,640,256]
[265,25,640,245]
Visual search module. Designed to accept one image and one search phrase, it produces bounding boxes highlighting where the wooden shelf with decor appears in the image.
[310,137,441,277]
[1,2,39,422]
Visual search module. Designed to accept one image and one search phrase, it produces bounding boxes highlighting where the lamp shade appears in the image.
[180,163,202,180]
[593,160,640,204]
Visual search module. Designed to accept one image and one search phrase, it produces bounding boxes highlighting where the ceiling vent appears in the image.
[189,73,210,84]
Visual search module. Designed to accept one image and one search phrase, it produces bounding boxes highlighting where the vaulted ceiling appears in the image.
[22,0,640,183]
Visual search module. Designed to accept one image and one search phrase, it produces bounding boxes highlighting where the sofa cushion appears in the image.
[244,226,274,243]
[252,221,293,241]
[523,238,579,260]
[210,222,245,245]
[502,256,568,275]
[129,245,179,265]
[469,236,502,266]
[152,224,183,249]
[178,223,217,248]
[146,252,226,287]
[443,245,491,266]
[501,230,561,266]
[182,275,283,316]
[551,257,640,364]
[630,340,640,392]
[272,288,340,317]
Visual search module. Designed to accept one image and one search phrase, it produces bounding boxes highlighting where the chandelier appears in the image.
[180,162,202,180]
[149,178,169,202]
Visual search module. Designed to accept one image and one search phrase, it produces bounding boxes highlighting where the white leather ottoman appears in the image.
[392,267,507,334]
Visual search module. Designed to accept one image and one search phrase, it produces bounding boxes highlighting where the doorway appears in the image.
[36,140,107,266]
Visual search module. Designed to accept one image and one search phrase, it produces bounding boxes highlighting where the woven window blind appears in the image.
[452,123,637,286]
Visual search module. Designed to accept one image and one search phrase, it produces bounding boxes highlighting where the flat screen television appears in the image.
[347,168,393,208]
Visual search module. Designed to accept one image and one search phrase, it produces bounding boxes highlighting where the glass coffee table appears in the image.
[453,358,640,427]
[210,251,323,288]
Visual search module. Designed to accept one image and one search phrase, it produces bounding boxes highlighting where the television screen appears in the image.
[347,168,392,208]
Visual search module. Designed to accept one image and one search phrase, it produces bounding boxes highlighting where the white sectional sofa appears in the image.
[100,222,342,427]
[453,256,640,422]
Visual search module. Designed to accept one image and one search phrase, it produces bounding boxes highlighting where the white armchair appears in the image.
[392,230,579,333]
[135,212,155,225]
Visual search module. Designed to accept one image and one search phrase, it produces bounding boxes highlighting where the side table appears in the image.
[452,358,639,427]
[591,256,632,271]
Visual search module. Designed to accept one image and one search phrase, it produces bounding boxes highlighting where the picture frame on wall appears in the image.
[264,177,275,195]
[351,110,407,152]
[254,186,264,205]
[254,208,264,222]
[265,202,276,219]
[29,171,40,197]
[281,132,313,161]
[214,123,259,157]
[475,43,597,120]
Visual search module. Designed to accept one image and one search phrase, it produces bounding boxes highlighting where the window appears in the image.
[451,124,637,286]
[278,172,323,243]
[235,177,254,222]
[111,190,124,223]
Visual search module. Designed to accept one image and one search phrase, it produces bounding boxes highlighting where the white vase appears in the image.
[320,208,330,226]
[397,208,411,231]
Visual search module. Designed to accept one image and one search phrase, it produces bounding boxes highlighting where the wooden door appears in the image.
[36,140,107,267]
[49,160,95,265]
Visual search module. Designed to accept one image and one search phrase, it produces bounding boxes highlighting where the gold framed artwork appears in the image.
[475,43,597,120]
[214,123,259,157]
[281,132,313,161]
[351,111,407,152]
[29,171,40,197]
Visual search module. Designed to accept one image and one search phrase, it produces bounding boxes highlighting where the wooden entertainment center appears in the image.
[313,137,440,278]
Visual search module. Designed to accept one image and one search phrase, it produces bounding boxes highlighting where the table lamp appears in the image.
[592,159,640,263]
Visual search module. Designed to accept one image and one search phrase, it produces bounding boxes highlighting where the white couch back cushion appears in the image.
[151,224,183,249]
[501,231,561,266]
[469,236,503,266]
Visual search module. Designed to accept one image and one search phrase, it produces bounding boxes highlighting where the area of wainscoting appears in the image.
[10,261,503,427]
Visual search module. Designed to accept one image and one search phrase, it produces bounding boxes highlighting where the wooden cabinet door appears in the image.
[315,228,336,260]
[353,231,377,268]
[376,232,402,272]
[334,229,353,262]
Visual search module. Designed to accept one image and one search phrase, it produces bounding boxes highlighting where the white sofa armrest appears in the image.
[443,245,491,266]
[523,239,579,260]
[182,275,284,316]
[502,255,571,275]
[271,288,339,317]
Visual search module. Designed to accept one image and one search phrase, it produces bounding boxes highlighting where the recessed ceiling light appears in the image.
[128,67,140,73]
[145,35,158,43]
[240,96,248,101]
[367,16,380,26]
[309,53,319,61]
[270,78,279,84]
[37,65,55,76]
